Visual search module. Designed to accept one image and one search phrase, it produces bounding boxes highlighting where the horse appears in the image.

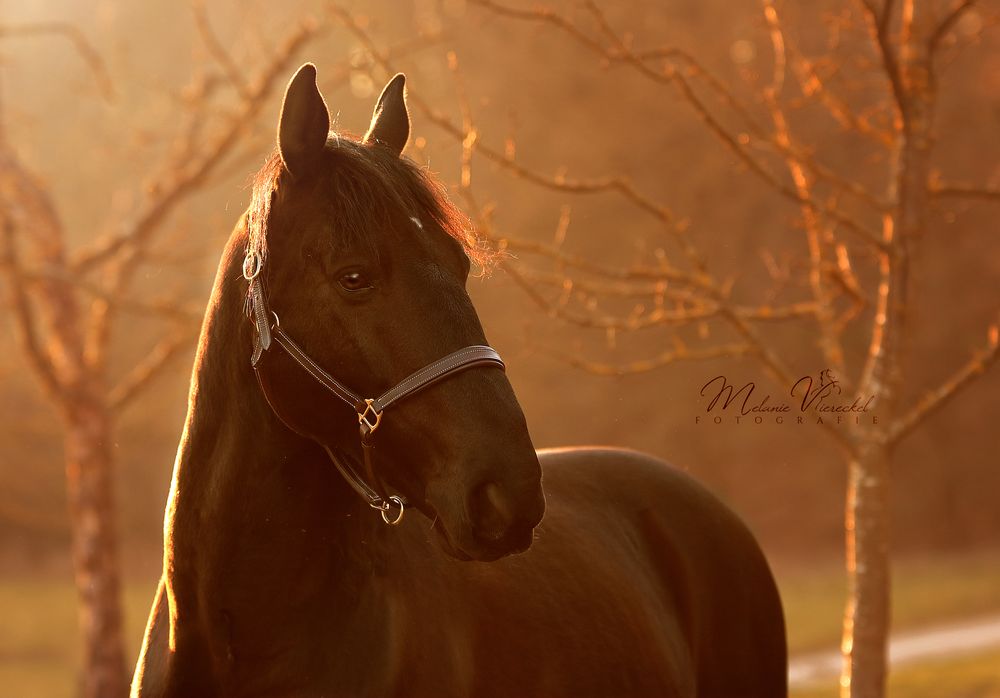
[131,63,787,698]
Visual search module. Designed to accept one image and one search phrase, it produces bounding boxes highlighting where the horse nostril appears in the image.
[469,481,515,543]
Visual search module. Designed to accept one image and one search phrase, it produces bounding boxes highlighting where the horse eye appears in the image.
[338,271,372,292]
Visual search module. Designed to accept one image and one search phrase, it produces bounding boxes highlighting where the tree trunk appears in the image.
[840,3,939,694]
[841,439,892,698]
[65,400,128,698]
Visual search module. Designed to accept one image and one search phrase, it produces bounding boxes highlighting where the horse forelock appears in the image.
[244,134,494,283]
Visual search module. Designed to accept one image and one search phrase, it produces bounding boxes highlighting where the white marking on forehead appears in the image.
[410,216,423,230]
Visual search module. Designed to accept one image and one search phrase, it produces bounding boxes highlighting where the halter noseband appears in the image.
[243,249,505,525]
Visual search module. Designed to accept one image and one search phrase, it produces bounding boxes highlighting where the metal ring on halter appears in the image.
[242,252,262,280]
[270,311,280,329]
[380,495,405,525]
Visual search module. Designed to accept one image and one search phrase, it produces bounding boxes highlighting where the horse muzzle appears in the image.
[429,471,545,562]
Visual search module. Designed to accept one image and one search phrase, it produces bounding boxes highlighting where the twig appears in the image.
[329,4,681,226]
[510,263,816,328]
[888,322,999,444]
[17,266,202,323]
[72,17,324,273]
[107,329,197,411]
[788,50,894,148]
[509,265,708,301]
[762,0,848,377]
[461,0,886,248]
[0,213,64,400]
[541,342,756,376]
[930,183,1000,202]
[857,0,906,115]
[0,21,114,99]
[501,238,710,288]
[929,1,977,54]
[192,0,249,97]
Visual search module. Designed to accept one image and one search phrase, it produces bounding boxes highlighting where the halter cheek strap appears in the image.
[243,252,272,366]
[243,250,506,525]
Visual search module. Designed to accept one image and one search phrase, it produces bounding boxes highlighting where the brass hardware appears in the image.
[358,399,383,434]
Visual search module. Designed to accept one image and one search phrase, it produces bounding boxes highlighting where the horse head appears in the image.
[248,63,544,562]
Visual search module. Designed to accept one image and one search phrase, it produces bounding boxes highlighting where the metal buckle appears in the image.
[357,399,382,434]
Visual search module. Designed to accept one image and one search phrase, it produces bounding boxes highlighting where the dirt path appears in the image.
[789,613,1000,686]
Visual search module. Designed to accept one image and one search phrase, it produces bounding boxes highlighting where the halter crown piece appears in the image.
[243,244,506,525]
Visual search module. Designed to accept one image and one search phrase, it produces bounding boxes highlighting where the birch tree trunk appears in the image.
[842,440,892,697]
[0,13,328,698]
[1,18,324,696]
[65,398,128,698]
[842,3,937,695]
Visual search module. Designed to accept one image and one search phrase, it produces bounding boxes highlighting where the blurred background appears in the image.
[1,0,998,696]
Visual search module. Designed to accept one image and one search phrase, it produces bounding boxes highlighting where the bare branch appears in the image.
[0,213,64,400]
[0,142,87,393]
[480,0,890,214]
[762,0,850,378]
[788,52,894,149]
[472,0,767,138]
[426,103,676,222]
[509,263,816,330]
[331,2,720,279]
[590,0,884,247]
[0,21,114,100]
[889,321,999,444]
[505,266,716,331]
[830,242,869,305]
[541,342,757,376]
[856,0,907,116]
[716,304,796,386]
[72,17,324,273]
[468,0,608,54]
[17,266,202,323]
[107,329,197,412]
[462,0,886,249]
[930,183,1000,202]
[511,265,712,301]
[192,0,249,97]
[929,0,976,54]
[502,238,710,288]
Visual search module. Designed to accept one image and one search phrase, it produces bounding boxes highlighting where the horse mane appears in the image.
[245,135,493,273]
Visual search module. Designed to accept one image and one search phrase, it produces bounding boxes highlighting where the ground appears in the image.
[1,547,998,697]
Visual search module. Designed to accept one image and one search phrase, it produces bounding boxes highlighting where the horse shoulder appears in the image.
[536,445,781,611]
[536,446,788,697]
[536,446,725,519]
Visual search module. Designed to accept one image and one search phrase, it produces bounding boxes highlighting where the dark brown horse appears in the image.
[131,63,786,698]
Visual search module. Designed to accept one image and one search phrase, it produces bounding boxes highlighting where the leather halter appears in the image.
[243,248,506,525]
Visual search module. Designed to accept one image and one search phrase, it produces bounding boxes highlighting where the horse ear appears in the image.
[363,74,409,156]
[278,63,330,177]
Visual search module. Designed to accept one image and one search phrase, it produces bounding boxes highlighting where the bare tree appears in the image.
[334,1,999,696]
[0,8,326,696]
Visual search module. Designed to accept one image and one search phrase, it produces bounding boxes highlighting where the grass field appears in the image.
[778,548,1000,696]
[0,574,157,698]
[776,548,1000,652]
[0,548,998,697]
[792,648,1000,698]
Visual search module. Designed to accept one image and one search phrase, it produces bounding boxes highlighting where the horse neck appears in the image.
[166,232,382,585]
